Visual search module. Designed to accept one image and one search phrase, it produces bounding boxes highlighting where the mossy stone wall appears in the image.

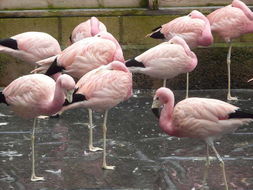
[0,8,253,90]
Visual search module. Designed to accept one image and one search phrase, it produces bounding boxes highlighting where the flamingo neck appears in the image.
[182,45,198,72]
[232,0,253,21]
[198,17,213,46]
[47,80,65,114]
[159,97,177,136]
[90,17,100,36]
[113,41,125,62]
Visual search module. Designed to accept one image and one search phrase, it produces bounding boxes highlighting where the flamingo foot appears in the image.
[31,174,45,182]
[102,164,115,170]
[89,145,103,152]
[227,95,238,101]
[37,115,49,119]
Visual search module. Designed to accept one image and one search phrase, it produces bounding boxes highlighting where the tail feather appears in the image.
[0,92,8,105]
[45,58,64,76]
[125,59,145,68]
[0,38,18,50]
[229,109,253,119]
[146,26,165,39]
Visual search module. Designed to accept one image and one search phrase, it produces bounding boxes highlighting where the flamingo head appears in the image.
[152,87,175,119]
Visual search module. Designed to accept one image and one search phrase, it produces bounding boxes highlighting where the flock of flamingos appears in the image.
[0,0,253,189]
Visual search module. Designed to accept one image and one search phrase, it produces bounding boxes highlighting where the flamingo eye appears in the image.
[189,14,192,17]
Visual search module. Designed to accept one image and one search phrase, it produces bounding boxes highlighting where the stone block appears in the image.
[0,17,59,40]
[121,15,178,45]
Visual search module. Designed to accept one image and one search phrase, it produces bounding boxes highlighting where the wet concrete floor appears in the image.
[0,89,253,190]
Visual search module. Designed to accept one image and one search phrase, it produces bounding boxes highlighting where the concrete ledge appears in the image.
[0,7,223,18]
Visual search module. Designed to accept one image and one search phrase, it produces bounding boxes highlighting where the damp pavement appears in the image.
[0,89,253,190]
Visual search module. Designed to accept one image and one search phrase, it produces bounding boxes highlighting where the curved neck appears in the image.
[182,44,198,72]
[90,17,100,36]
[159,97,176,136]
[233,0,253,21]
[47,80,65,114]
[114,42,125,62]
[198,17,213,46]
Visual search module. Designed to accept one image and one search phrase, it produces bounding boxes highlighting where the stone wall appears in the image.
[0,7,253,90]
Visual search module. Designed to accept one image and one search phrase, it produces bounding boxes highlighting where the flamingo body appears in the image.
[125,36,197,80]
[1,73,75,118]
[70,16,107,44]
[63,61,132,112]
[0,32,61,64]
[207,0,253,42]
[153,87,253,140]
[36,32,124,80]
[149,10,213,48]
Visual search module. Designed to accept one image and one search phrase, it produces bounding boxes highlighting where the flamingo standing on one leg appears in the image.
[0,31,61,65]
[151,87,253,190]
[0,74,75,181]
[60,61,132,169]
[207,0,253,100]
[32,31,124,151]
[147,10,213,97]
[69,16,107,44]
[125,36,197,98]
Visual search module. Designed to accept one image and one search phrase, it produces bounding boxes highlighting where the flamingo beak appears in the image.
[151,98,161,119]
[66,89,74,103]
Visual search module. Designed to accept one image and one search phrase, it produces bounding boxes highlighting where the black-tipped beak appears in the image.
[151,99,161,119]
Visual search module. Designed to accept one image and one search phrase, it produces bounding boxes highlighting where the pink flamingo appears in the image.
[125,36,197,98]
[0,73,75,181]
[148,10,213,49]
[151,87,253,190]
[60,61,132,169]
[207,0,253,100]
[69,16,107,44]
[33,31,124,80]
[0,31,61,65]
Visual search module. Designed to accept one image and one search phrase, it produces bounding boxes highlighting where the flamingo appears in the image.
[32,31,124,151]
[207,0,253,100]
[147,10,213,49]
[0,73,75,181]
[147,10,212,98]
[151,87,253,190]
[0,31,61,65]
[125,36,197,98]
[60,61,132,169]
[69,16,107,44]
[33,31,124,80]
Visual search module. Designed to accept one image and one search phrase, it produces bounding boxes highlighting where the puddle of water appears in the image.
[0,89,252,189]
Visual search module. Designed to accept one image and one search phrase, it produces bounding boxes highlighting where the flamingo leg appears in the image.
[186,72,189,99]
[88,109,103,152]
[163,79,167,87]
[30,117,44,182]
[102,110,115,170]
[226,41,237,101]
[210,143,228,190]
[202,144,210,189]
